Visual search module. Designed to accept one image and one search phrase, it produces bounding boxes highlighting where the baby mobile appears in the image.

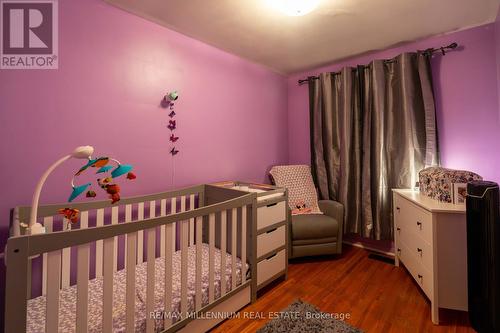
[164,90,180,187]
[59,155,136,228]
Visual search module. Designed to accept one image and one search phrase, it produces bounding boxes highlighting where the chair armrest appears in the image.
[318,200,344,254]
[318,200,344,224]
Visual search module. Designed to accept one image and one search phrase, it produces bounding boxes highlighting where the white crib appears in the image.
[5,184,257,333]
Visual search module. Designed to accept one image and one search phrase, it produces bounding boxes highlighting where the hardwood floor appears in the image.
[212,245,474,333]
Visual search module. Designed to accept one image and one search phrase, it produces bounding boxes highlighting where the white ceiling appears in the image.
[105,0,500,74]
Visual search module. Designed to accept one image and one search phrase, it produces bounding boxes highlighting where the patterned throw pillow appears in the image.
[269,165,322,215]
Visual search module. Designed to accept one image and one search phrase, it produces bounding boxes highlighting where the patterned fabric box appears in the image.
[419,167,482,203]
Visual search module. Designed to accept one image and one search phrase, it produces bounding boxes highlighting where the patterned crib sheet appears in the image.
[27,244,247,333]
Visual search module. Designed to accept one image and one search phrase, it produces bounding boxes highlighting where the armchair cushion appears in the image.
[269,165,322,214]
[291,214,339,241]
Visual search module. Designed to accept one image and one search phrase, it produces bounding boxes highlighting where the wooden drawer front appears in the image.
[257,226,286,258]
[396,196,433,243]
[257,201,286,230]
[399,243,433,299]
[399,226,433,272]
[257,249,286,286]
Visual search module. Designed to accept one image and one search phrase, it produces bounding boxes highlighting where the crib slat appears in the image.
[102,237,114,333]
[61,219,71,288]
[181,220,188,317]
[125,204,132,222]
[231,208,237,290]
[164,222,173,329]
[76,243,89,333]
[149,200,159,258]
[145,227,156,333]
[95,209,104,278]
[124,205,132,269]
[112,206,119,271]
[180,196,186,256]
[42,216,53,296]
[195,216,203,311]
[241,206,247,283]
[189,194,195,246]
[220,210,227,296]
[80,211,89,229]
[181,195,186,212]
[137,202,144,264]
[150,200,156,218]
[160,199,167,257]
[126,231,137,333]
[209,213,215,302]
[170,198,177,252]
[160,199,167,216]
[76,211,89,333]
[46,249,62,333]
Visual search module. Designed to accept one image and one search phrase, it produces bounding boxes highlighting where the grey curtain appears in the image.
[309,52,439,240]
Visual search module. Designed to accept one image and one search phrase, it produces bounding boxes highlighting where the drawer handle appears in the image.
[397,248,401,253]
[416,221,422,228]
[417,248,422,255]
[396,207,400,211]
[266,228,278,234]
[266,202,278,208]
[417,274,423,283]
[396,227,401,232]
[265,253,277,260]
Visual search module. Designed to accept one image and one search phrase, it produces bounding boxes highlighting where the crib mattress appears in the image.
[27,244,246,333]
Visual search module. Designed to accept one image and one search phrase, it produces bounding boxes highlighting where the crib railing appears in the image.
[5,184,256,333]
[12,185,205,297]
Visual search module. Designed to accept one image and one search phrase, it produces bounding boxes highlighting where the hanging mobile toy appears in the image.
[86,190,97,198]
[26,146,137,235]
[68,154,136,210]
[58,208,80,223]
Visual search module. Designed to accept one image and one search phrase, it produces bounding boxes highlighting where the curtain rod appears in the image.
[297,42,458,85]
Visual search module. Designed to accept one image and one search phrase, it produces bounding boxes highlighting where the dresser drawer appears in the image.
[257,249,286,286]
[257,201,286,230]
[399,243,433,299]
[395,196,433,243]
[257,225,286,258]
[399,226,433,272]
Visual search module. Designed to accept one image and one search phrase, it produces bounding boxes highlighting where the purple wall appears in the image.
[288,24,500,184]
[0,0,288,246]
[0,1,288,322]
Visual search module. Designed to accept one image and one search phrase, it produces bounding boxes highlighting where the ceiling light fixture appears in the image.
[267,0,320,16]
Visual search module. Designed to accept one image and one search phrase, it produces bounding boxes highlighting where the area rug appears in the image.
[256,300,362,333]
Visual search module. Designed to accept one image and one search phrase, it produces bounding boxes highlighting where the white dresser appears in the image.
[392,189,468,324]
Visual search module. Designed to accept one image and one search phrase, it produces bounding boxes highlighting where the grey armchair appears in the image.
[269,165,344,259]
[288,200,343,258]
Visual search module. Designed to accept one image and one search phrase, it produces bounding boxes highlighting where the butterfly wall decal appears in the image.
[167,120,176,131]
[170,134,179,142]
[170,147,179,155]
[168,110,176,118]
